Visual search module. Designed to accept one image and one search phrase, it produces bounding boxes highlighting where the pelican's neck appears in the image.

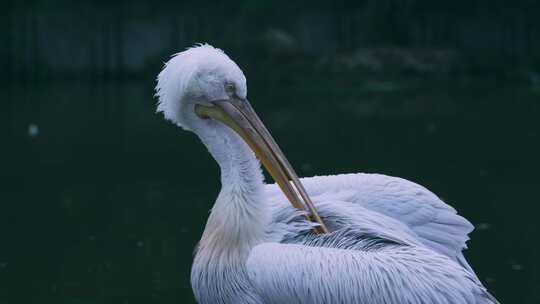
[191,124,268,304]
[196,123,268,251]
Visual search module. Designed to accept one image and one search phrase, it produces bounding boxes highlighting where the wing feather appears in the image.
[265,173,475,271]
[246,242,492,304]
[263,173,501,302]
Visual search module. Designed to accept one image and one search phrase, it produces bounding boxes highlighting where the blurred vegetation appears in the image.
[2,0,540,83]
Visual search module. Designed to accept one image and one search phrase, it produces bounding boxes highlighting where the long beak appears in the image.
[195,98,328,234]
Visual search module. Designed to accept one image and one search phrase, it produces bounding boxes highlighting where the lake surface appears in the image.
[2,77,539,303]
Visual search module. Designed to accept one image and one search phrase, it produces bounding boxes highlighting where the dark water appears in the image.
[2,77,539,303]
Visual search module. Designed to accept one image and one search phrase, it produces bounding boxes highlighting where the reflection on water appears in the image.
[2,79,539,303]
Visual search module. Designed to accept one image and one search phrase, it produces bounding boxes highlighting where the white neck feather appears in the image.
[190,123,268,303]
[196,122,268,253]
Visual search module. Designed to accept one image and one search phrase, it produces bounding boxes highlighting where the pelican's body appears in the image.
[156,44,498,303]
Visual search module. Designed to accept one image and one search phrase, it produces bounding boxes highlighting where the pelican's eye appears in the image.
[225,83,235,95]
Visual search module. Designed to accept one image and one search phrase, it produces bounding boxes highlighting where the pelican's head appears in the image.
[156,44,247,131]
[155,44,327,234]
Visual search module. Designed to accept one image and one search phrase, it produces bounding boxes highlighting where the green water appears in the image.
[2,76,539,303]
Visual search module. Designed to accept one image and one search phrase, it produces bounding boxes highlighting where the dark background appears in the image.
[2,0,540,303]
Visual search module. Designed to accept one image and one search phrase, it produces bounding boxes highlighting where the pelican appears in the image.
[155,44,498,304]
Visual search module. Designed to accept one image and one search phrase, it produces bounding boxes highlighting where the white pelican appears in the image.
[155,44,499,304]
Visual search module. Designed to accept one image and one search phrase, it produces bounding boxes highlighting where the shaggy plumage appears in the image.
[155,44,498,304]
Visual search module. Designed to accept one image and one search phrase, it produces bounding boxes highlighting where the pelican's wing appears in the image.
[246,240,494,304]
[265,173,475,272]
